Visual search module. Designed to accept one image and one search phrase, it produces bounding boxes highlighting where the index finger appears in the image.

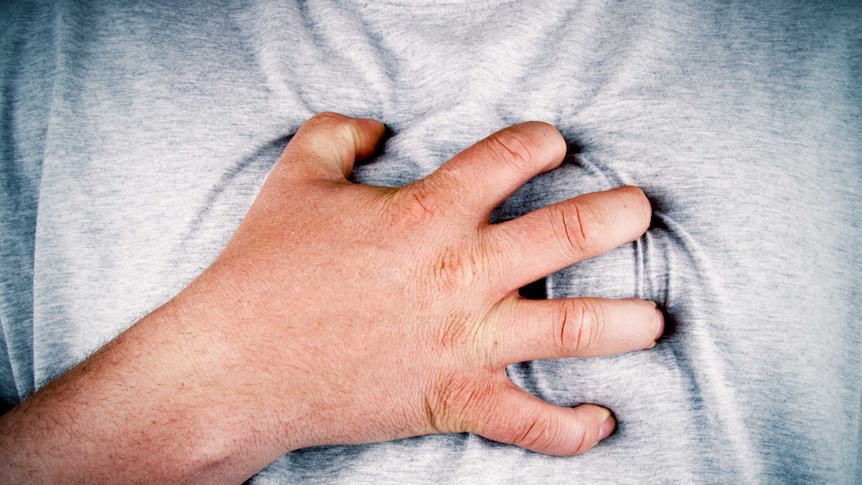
[402,122,567,221]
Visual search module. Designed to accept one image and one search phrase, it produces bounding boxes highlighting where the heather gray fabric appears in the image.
[2,1,860,483]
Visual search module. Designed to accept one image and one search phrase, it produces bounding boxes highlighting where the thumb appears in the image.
[278,112,387,181]
[474,382,616,456]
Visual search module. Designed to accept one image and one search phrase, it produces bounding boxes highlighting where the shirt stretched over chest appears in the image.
[1,1,860,483]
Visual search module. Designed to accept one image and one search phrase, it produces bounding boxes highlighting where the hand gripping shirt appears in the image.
[1,1,860,483]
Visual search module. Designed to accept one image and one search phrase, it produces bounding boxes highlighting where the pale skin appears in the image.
[0,113,662,484]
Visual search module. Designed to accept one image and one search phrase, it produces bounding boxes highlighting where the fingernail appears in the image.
[653,308,665,341]
[597,414,616,442]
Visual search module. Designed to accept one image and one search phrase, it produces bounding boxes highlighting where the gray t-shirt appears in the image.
[2,1,860,483]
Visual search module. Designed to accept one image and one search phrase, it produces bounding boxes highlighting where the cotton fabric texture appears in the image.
[1,1,860,483]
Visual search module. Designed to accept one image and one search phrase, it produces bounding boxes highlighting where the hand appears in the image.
[197,113,660,451]
[0,113,661,484]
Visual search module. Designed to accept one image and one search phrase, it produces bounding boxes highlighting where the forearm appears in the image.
[0,283,295,484]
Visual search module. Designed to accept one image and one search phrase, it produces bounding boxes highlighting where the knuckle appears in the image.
[407,189,439,221]
[296,112,357,162]
[513,413,557,450]
[556,300,606,354]
[396,183,448,226]
[548,201,604,259]
[430,245,482,293]
[304,112,350,139]
[487,130,537,176]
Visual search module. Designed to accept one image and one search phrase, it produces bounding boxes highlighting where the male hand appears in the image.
[0,113,661,484]
[196,112,661,452]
